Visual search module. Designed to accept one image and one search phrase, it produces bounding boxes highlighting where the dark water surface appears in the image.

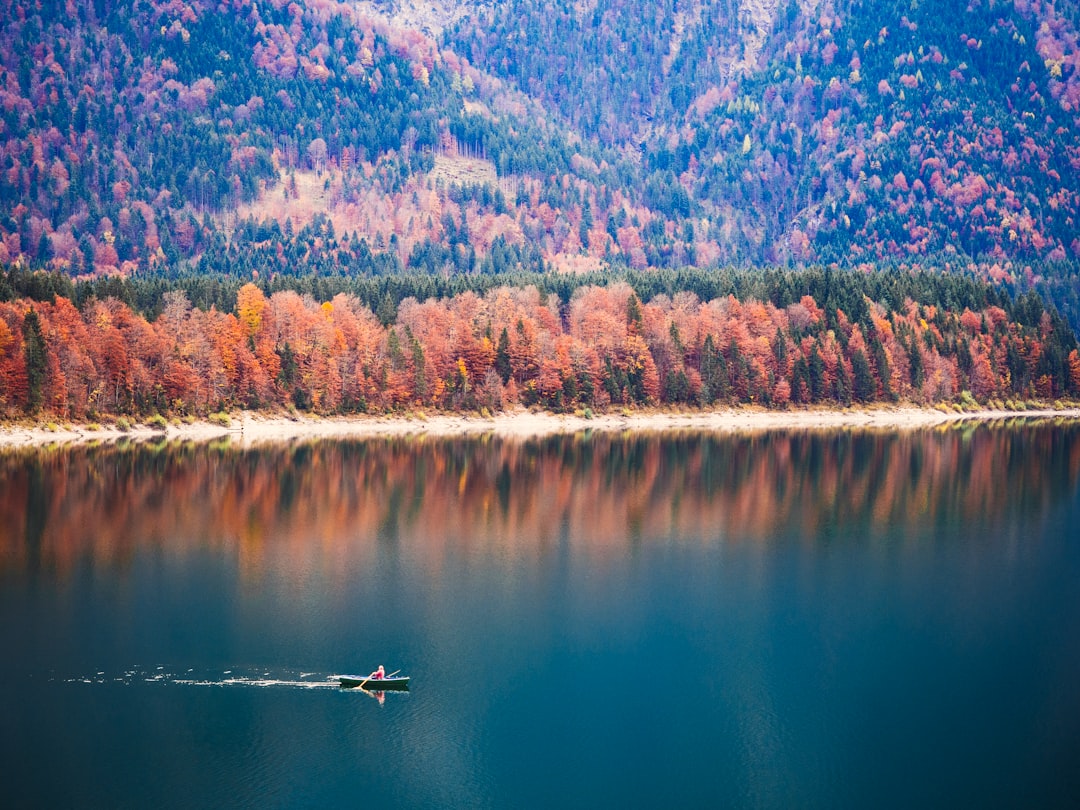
[2,422,1080,808]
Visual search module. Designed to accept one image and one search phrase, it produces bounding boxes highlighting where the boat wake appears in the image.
[60,666,344,690]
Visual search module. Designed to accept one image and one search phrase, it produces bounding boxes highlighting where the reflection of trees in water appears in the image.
[2,421,1078,576]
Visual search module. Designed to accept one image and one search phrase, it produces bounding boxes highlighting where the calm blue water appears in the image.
[2,424,1079,808]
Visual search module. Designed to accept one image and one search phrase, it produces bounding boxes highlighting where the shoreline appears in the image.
[2,405,1080,449]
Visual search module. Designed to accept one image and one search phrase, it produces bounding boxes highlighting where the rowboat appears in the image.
[338,675,410,690]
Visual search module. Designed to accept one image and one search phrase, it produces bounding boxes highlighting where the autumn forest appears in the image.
[2,263,1078,419]
[3,0,1080,420]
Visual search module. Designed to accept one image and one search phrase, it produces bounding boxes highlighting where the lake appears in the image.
[2,422,1079,808]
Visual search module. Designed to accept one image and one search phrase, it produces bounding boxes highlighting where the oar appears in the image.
[358,668,400,690]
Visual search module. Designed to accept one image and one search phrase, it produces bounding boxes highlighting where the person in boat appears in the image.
[369,665,385,680]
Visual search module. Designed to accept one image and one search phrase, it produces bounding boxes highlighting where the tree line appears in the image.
[2,268,1077,419]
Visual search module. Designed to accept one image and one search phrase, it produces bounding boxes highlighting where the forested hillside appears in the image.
[2,0,1080,419]
[451,0,1080,260]
[2,264,1077,418]
[0,0,592,272]
[4,0,1079,274]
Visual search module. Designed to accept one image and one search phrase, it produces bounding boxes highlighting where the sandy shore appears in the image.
[2,406,1079,448]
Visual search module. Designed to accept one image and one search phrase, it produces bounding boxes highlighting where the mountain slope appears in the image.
[449,0,1080,261]
[2,0,1080,285]
[0,0,587,272]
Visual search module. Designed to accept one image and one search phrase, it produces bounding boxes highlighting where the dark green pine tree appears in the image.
[790,355,808,403]
[376,292,398,326]
[699,334,728,404]
[277,341,298,388]
[869,334,895,401]
[907,337,924,390]
[495,327,512,384]
[773,328,787,368]
[851,349,876,403]
[626,293,643,331]
[23,307,47,413]
[37,232,53,264]
[834,358,852,406]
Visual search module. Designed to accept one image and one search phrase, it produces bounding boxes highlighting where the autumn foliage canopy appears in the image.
[2,280,1078,419]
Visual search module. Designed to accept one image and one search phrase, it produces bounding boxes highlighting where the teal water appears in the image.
[1,424,1079,807]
